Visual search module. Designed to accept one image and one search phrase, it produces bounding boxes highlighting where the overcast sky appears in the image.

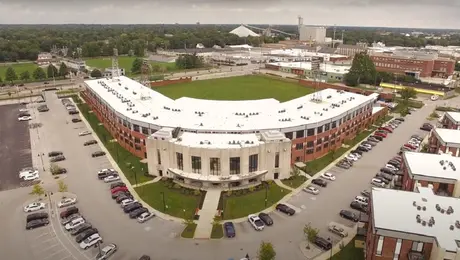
[0,0,458,28]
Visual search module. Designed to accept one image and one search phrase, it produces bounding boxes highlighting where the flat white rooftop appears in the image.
[372,106,385,115]
[434,128,460,145]
[174,132,262,149]
[85,76,375,132]
[372,186,460,252]
[268,49,348,60]
[403,151,460,181]
[269,62,350,75]
[446,112,460,124]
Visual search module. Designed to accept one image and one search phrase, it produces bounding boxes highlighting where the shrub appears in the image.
[193,189,201,196]
[173,183,182,189]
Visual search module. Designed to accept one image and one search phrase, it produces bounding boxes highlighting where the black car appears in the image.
[72,118,82,123]
[350,201,367,213]
[92,151,106,157]
[26,219,50,230]
[411,135,423,141]
[112,191,131,199]
[356,146,369,153]
[371,135,384,141]
[50,155,66,162]
[314,236,332,250]
[53,168,68,175]
[98,171,113,180]
[258,213,273,226]
[75,228,99,243]
[115,193,134,203]
[68,110,79,115]
[375,175,390,184]
[123,202,143,213]
[60,206,79,219]
[311,178,327,187]
[223,222,235,238]
[19,112,31,117]
[26,212,49,222]
[110,182,126,189]
[351,149,363,156]
[395,117,405,122]
[70,223,93,236]
[275,203,295,216]
[129,207,148,218]
[376,172,393,182]
[84,140,98,146]
[48,151,63,157]
[339,209,359,222]
[380,167,396,175]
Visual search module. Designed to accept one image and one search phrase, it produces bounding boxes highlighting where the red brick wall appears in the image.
[370,55,434,77]
[150,77,192,87]
[264,64,280,70]
[433,59,455,77]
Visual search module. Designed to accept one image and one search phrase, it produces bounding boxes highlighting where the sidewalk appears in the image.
[194,189,221,239]
[274,179,294,191]
[132,176,161,188]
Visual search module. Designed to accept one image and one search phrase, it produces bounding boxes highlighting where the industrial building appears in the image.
[265,62,350,82]
[36,52,53,65]
[428,112,460,155]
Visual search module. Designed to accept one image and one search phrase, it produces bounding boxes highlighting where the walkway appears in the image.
[274,179,294,191]
[194,189,221,239]
[132,176,161,188]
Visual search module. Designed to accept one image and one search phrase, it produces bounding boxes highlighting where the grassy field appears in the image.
[181,224,197,238]
[85,56,176,75]
[154,75,316,102]
[0,62,39,80]
[281,175,307,189]
[211,224,224,239]
[329,239,364,260]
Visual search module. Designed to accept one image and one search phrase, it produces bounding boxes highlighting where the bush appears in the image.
[173,183,182,189]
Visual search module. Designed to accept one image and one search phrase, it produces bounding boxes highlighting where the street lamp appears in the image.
[160,191,166,211]
[264,182,269,207]
[126,163,138,187]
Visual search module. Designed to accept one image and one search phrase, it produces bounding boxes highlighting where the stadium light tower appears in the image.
[111,48,121,82]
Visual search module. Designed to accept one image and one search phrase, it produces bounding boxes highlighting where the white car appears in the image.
[120,199,137,208]
[78,131,91,136]
[371,178,386,188]
[385,164,399,171]
[103,175,120,183]
[24,202,46,213]
[354,196,369,206]
[19,168,38,178]
[248,214,265,231]
[79,233,103,250]
[22,172,40,181]
[98,168,116,174]
[303,186,320,195]
[65,217,85,231]
[321,172,336,181]
[58,197,77,208]
[328,223,348,237]
[346,154,358,161]
[351,152,362,159]
[431,95,439,101]
[18,116,32,121]
[96,243,118,260]
[19,108,29,112]
[137,212,155,223]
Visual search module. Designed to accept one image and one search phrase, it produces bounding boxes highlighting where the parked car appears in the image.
[70,223,93,236]
[123,202,143,213]
[137,212,155,223]
[374,132,387,138]
[129,207,149,219]
[95,243,118,260]
[37,105,49,112]
[75,228,99,243]
[275,203,295,215]
[72,118,82,123]
[411,135,423,141]
[58,197,77,208]
[92,151,106,157]
[336,161,351,169]
[26,212,49,222]
[371,178,386,188]
[351,149,363,156]
[48,151,63,157]
[60,206,79,219]
[110,182,126,189]
[350,201,368,213]
[303,186,320,195]
[50,155,66,162]
[368,137,380,143]
[314,236,332,250]
[258,212,274,226]
[111,186,129,194]
[385,164,399,172]
[79,131,91,136]
[26,219,50,230]
[354,196,369,206]
[371,135,384,141]
[224,222,236,238]
[61,213,82,225]
[79,233,103,250]
[69,110,79,115]
[420,123,433,131]
[24,202,46,213]
[328,223,348,237]
[376,172,393,182]
[311,178,327,187]
[115,193,134,203]
[395,117,405,122]
[138,256,151,260]
[358,145,371,152]
[22,172,40,181]
[321,172,336,181]
[84,140,98,146]
[360,190,371,197]
[18,115,32,121]
[65,217,86,231]
[104,175,120,183]
[339,209,359,222]
[248,214,265,231]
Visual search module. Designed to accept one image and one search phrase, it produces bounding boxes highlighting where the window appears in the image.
[324,143,329,148]
[307,141,314,147]
[316,146,322,152]
[210,158,220,175]
[332,121,337,128]
[307,129,315,136]
[275,153,280,168]
[317,126,323,134]
[296,130,305,138]
[324,123,330,131]
[249,154,258,172]
[317,138,323,145]
[376,236,384,256]
[306,149,314,154]
[157,149,161,165]
[134,138,141,144]
[191,156,202,174]
[133,124,140,132]
[285,132,293,140]
[295,143,304,150]
[411,242,424,252]
[394,239,402,260]
[142,127,149,135]
[230,157,240,175]
[176,153,183,170]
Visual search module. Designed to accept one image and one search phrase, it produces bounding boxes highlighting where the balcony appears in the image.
[408,251,425,260]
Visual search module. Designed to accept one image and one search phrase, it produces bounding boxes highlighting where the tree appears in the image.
[303,222,319,249]
[20,71,31,81]
[258,241,276,260]
[5,67,18,83]
[90,69,102,78]
[58,62,68,77]
[57,180,68,193]
[400,87,417,100]
[344,53,377,87]
[47,64,58,78]
[291,167,300,177]
[33,67,47,80]
[175,53,204,70]
[30,184,45,198]
[131,58,143,73]
[455,62,460,72]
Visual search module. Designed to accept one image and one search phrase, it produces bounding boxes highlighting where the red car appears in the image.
[404,143,417,150]
[111,186,128,194]
[374,132,387,138]
[378,126,393,133]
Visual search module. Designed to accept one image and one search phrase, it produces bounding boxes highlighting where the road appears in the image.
[0,92,459,260]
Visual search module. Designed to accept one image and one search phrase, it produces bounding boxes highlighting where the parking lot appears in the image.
[0,103,34,191]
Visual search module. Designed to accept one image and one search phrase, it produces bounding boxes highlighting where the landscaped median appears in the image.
[72,95,153,185]
[281,175,308,189]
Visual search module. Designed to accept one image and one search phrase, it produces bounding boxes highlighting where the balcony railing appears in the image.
[408,251,425,260]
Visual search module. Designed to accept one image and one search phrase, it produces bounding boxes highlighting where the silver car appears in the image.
[96,243,117,260]
[137,212,155,223]
[303,186,320,195]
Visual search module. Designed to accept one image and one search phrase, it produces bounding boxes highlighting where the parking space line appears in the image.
[37,243,61,254]
[35,237,58,245]
[34,232,52,240]
[43,248,66,260]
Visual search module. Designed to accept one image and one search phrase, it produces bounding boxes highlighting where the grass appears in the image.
[85,56,177,75]
[73,96,153,185]
[181,223,197,238]
[154,75,316,102]
[281,175,307,188]
[0,62,39,81]
[221,183,288,220]
[211,224,224,239]
[329,239,364,260]
[134,180,204,219]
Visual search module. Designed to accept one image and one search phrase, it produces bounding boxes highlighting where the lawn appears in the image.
[134,180,204,219]
[154,75,316,102]
[73,96,153,185]
[329,239,364,260]
[181,223,197,238]
[281,175,307,188]
[211,224,224,239]
[220,183,289,220]
[0,62,39,80]
[85,56,177,75]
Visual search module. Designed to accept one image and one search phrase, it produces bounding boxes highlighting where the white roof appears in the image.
[372,186,460,252]
[372,106,384,115]
[84,76,375,132]
[403,151,460,181]
[173,132,262,149]
[434,128,460,144]
[230,26,259,37]
[268,49,348,59]
[446,112,460,124]
[270,62,350,75]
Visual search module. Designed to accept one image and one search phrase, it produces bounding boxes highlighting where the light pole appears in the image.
[160,191,166,211]
[264,182,269,207]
